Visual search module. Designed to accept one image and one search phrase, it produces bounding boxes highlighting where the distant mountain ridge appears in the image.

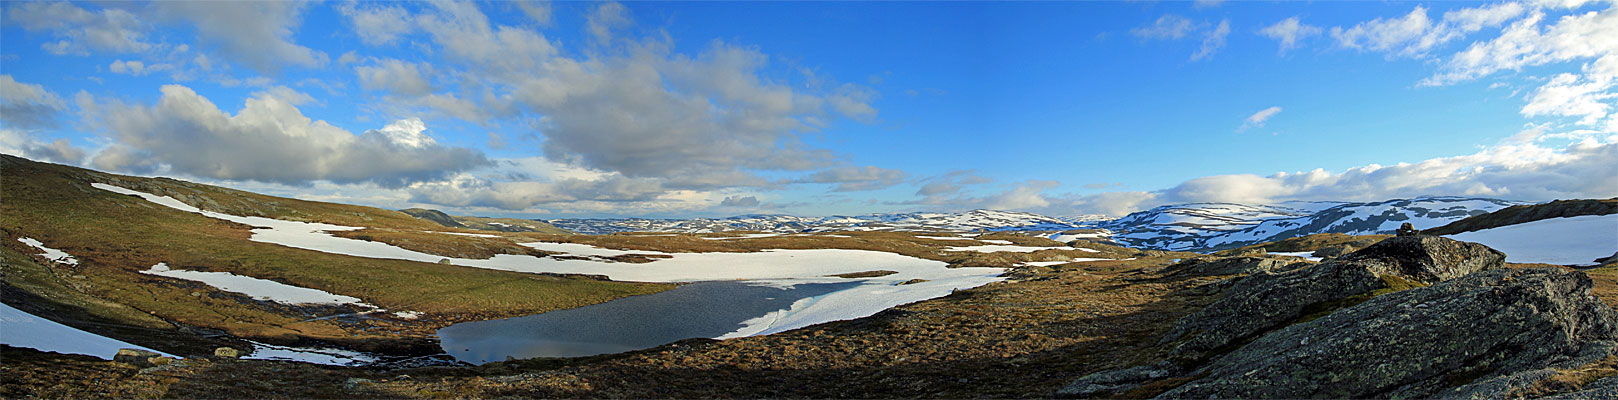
[547,209,1108,235]
[1103,197,1529,251]
[548,197,1531,251]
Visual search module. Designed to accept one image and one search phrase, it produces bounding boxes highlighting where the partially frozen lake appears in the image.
[438,280,860,363]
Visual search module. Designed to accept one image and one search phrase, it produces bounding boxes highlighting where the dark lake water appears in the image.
[436,280,860,364]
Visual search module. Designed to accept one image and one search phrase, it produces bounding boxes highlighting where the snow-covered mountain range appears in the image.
[1099,197,1527,251]
[547,197,1529,252]
[548,209,1108,235]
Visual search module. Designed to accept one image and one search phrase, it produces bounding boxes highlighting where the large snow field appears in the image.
[1048,231,1109,243]
[0,303,171,360]
[522,241,671,258]
[1020,259,1113,267]
[17,237,78,265]
[91,184,1010,350]
[1448,214,1618,266]
[433,231,501,238]
[946,244,1066,253]
[142,263,370,306]
[699,233,786,240]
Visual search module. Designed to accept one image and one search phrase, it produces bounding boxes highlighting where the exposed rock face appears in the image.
[1161,268,1618,399]
[1396,222,1418,236]
[1160,236,1504,360]
[1542,374,1618,400]
[1229,247,1268,257]
[1158,256,1310,279]
[1306,237,1383,259]
[1334,235,1506,283]
[1058,363,1175,397]
[114,348,163,367]
[214,347,241,358]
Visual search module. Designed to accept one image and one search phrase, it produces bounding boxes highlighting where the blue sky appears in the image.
[2,1,1614,218]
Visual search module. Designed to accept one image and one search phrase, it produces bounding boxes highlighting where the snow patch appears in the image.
[434,231,500,238]
[1049,231,1109,242]
[1448,215,1618,266]
[1269,251,1324,262]
[141,263,368,306]
[946,244,1065,253]
[520,241,670,258]
[700,233,785,240]
[17,237,78,265]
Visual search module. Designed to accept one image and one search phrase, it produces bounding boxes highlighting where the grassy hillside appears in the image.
[0,155,669,354]
[400,208,573,235]
[1424,198,1618,235]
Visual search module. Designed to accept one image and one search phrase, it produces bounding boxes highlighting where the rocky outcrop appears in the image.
[1541,374,1618,400]
[114,348,170,367]
[1396,222,1418,236]
[1159,236,1505,360]
[1058,363,1176,397]
[1160,268,1618,399]
[1158,256,1311,279]
[1333,235,1507,282]
[1309,237,1380,259]
[213,347,242,358]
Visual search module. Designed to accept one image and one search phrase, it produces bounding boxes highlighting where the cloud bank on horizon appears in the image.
[1,0,1614,218]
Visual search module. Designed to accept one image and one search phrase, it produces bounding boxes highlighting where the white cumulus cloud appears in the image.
[82,85,489,187]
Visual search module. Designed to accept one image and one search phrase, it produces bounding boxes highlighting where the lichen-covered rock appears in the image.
[1158,256,1310,279]
[1230,247,1268,257]
[114,348,162,367]
[1396,222,1419,236]
[1540,374,1618,400]
[1159,268,1618,399]
[1435,341,1617,399]
[1310,237,1382,259]
[1056,363,1177,397]
[1159,257,1384,360]
[1335,235,1506,283]
[214,347,242,358]
[1160,236,1503,359]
